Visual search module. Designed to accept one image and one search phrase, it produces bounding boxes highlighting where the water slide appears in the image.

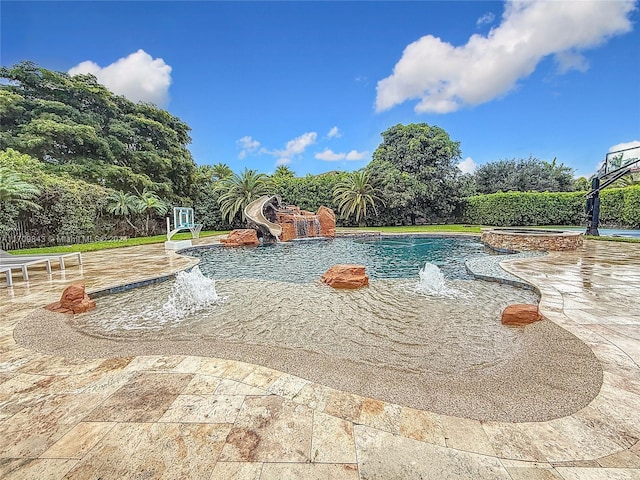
[244,195,282,238]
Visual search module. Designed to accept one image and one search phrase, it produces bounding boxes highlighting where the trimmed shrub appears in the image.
[619,186,640,228]
[463,191,585,226]
[462,186,640,227]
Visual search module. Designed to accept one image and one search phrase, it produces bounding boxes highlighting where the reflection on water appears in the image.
[186,236,497,283]
[72,277,538,375]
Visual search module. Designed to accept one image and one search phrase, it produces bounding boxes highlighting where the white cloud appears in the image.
[237,136,261,150]
[275,157,291,166]
[237,135,261,159]
[315,149,345,161]
[554,50,589,74]
[315,149,368,162]
[69,49,172,106]
[376,1,635,114]
[345,150,368,161]
[276,132,317,156]
[476,12,495,27]
[457,157,477,174]
[609,140,640,153]
[327,126,341,139]
[273,132,317,166]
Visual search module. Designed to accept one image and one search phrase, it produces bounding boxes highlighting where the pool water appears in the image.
[56,235,604,422]
[72,235,539,374]
[185,236,497,283]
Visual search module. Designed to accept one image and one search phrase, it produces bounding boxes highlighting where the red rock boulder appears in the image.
[317,206,336,238]
[45,283,96,314]
[221,229,260,247]
[501,304,542,326]
[321,264,369,289]
[278,223,297,243]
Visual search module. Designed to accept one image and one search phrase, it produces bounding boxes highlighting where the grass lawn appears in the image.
[10,231,229,254]
[338,225,484,234]
[8,224,640,254]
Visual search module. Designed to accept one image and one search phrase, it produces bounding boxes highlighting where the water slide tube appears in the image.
[244,195,283,238]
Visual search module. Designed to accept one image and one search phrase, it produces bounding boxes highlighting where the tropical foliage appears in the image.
[216,168,272,223]
[0,166,40,209]
[333,171,384,224]
[210,163,233,181]
[2,60,638,248]
[105,189,168,235]
[0,61,197,200]
[472,156,575,194]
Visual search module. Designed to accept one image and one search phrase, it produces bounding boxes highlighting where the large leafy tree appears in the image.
[0,61,197,200]
[367,123,462,224]
[216,168,271,223]
[473,156,575,194]
[333,170,384,225]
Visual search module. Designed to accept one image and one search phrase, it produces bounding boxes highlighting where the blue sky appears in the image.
[2,1,639,178]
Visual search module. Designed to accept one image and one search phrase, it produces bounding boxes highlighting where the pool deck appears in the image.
[0,236,639,479]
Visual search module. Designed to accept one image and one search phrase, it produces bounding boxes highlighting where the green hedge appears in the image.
[462,185,640,228]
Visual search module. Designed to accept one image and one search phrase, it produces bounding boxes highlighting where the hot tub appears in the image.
[481,228,584,251]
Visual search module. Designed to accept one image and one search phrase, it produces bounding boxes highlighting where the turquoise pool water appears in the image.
[185,236,499,283]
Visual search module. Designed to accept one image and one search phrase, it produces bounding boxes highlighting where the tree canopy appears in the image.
[473,156,575,194]
[0,61,197,200]
[367,123,463,224]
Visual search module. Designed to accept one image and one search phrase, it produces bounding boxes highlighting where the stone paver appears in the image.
[0,236,639,478]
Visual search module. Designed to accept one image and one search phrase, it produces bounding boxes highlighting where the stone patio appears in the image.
[0,236,639,479]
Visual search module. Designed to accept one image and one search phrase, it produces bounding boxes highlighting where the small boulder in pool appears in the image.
[321,264,369,289]
[221,229,260,247]
[501,304,542,326]
[45,283,96,314]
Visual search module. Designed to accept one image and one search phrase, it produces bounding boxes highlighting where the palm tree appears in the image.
[273,165,295,178]
[0,167,41,209]
[211,163,233,181]
[333,170,384,225]
[107,191,141,233]
[136,188,169,235]
[217,168,271,223]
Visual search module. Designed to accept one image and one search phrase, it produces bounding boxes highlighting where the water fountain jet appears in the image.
[162,266,226,320]
[414,262,458,297]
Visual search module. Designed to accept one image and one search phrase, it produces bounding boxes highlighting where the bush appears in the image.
[610,185,640,228]
[462,186,640,227]
[463,191,586,226]
[1,149,116,247]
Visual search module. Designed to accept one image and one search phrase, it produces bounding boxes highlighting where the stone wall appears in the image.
[481,229,583,251]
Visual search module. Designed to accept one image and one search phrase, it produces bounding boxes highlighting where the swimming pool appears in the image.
[184,235,497,282]
[59,235,601,421]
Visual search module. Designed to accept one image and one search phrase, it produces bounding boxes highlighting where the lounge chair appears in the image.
[0,249,82,270]
[0,266,13,287]
[0,257,52,282]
